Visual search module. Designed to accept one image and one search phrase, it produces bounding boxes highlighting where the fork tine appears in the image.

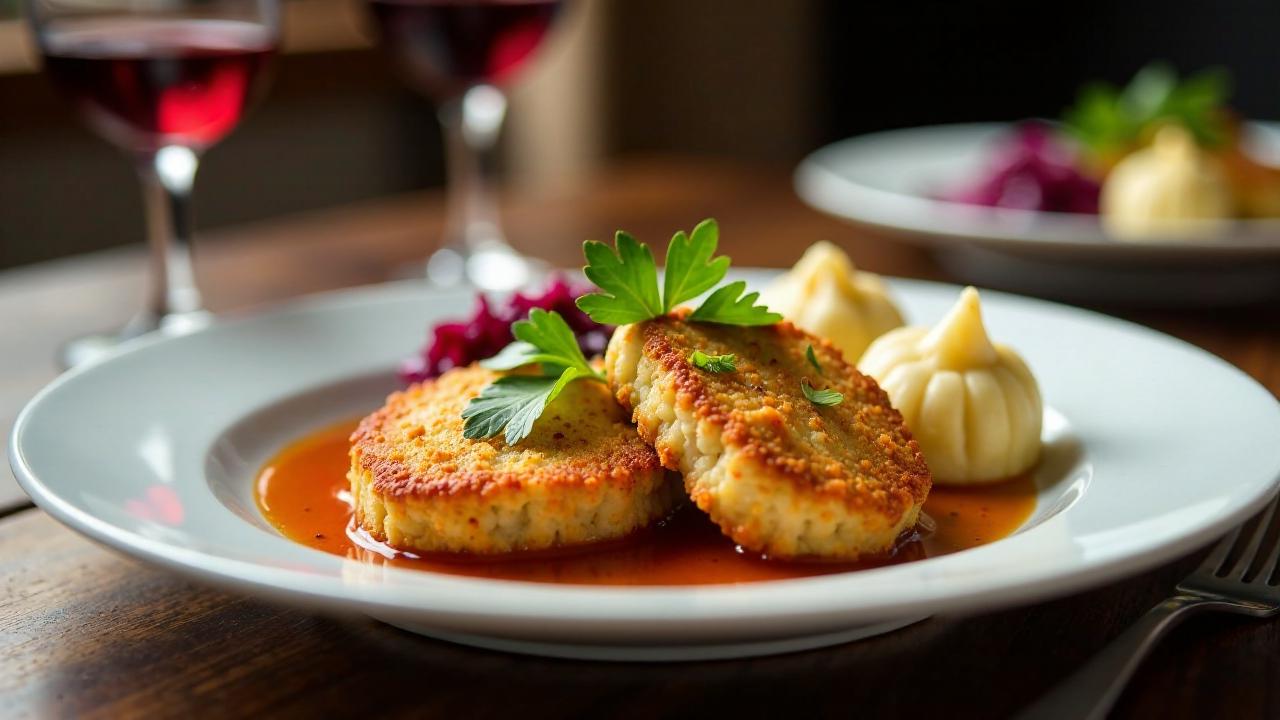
[1259,496,1280,585]
[1198,524,1242,574]
[1225,495,1279,579]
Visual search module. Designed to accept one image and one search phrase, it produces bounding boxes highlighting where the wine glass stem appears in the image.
[434,85,515,280]
[137,146,204,326]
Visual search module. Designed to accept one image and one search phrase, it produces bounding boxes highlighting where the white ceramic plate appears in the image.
[795,123,1280,304]
[11,274,1280,661]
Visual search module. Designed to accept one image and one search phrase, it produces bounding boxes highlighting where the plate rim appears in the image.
[795,121,1280,259]
[10,277,1280,632]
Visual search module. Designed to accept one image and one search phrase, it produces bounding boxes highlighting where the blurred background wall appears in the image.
[3,0,1279,270]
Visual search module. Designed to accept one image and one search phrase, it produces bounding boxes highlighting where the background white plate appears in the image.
[795,123,1280,304]
[11,275,1280,660]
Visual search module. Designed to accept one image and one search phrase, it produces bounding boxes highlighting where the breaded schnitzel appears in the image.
[605,313,931,559]
[349,365,682,554]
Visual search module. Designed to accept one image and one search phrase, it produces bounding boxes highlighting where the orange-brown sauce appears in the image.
[256,419,1037,585]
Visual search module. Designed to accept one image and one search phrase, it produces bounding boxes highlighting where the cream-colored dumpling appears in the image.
[858,287,1041,485]
[1101,125,1233,240]
[759,241,904,361]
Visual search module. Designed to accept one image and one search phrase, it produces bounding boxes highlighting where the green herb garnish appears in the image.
[664,219,732,314]
[687,281,780,326]
[466,219,782,445]
[460,370,595,445]
[480,308,599,375]
[689,350,737,373]
[801,380,843,407]
[463,309,605,444]
[576,219,781,326]
[805,344,823,375]
[575,231,663,324]
[1063,63,1231,155]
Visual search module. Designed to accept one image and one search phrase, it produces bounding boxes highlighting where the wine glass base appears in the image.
[59,334,129,370]
[423,245,548,292]
[59,310,213,369]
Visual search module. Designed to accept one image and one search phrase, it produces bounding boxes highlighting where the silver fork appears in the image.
[1018,493,1280,720]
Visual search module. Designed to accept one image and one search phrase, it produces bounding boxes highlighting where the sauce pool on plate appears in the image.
[256,420,1037,585]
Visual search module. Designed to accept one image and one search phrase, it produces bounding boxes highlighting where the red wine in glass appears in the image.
[41,18,276,152]
[29,2,279,368]
[367,0,562,99]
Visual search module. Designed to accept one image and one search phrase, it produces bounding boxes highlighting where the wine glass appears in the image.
[27,0,281,367]
[365,0,566,291]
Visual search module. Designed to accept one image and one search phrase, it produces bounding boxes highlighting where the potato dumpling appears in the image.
[759,241,904,362]
[859,287,1042,485]
[1101,125,1233,240]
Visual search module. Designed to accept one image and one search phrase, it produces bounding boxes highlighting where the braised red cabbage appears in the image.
[400,277,611,384]
[944,123,1100,214]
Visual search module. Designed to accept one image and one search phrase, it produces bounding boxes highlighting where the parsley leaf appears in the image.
[805,344,823,375]
[461,367,593,445]
[688,281,783,326]
[513,308,593,372]
[801,380,843,407]
[470,219,789,444]
[466,309,604,444]
[689,350,737,373]
[663,219,730,312]
[1063,63,1230,154]
[481,309,597,375]
[478,341,550,372]
[576,231,663,324]
[577,219,780,327]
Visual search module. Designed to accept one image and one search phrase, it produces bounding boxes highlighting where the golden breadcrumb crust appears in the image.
[349,364,681,554]
[605,313,931,559]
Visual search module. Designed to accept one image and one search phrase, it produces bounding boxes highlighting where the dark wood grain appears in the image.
[2,158,1277,719]
[1,509,1274,720]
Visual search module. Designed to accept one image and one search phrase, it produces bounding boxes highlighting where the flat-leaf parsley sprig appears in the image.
[689,350,737,373]
[463,219,782,445]
[801,380,844,407]
[478,308,601,376]
[461,309,604,444]
[576,219,781,327]
[805,344,823,375]
[800,344,843,406]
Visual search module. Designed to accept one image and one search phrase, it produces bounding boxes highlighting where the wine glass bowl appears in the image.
[364,0,567,291]
[27,0,281,367]
[39,17,276,152]
[366,0,560,98]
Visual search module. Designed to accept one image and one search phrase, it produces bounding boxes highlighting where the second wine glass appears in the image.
[29,0,281,367]
[366,0,566,291]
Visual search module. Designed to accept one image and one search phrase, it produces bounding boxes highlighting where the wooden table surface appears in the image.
[2,158,1277,719]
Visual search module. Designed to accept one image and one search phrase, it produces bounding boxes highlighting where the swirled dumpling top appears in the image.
[759,242,904,362]
[858,287,1042,485]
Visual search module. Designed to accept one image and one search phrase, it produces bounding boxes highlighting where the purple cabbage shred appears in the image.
[943,122,1101,214]
[399,276,612,384]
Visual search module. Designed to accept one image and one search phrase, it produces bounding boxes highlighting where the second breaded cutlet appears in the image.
[350,365,683,555]
[605,313,931,560]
